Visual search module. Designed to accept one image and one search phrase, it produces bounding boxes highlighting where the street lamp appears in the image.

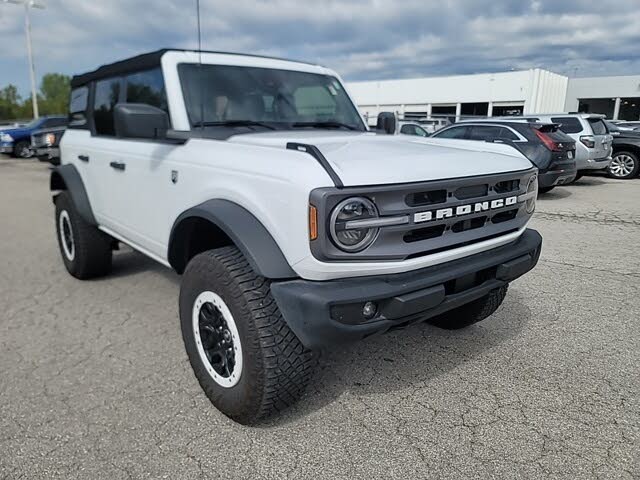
[2,0,46,119]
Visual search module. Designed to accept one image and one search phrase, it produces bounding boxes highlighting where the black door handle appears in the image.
[78,155,89,162]
[109,161,126,171]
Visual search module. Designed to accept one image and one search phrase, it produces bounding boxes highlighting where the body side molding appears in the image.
[168,199,297,279]
[50,164,97,225]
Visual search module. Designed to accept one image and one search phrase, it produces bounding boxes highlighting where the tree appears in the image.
[39,73,70,115]
[0,85,23,120]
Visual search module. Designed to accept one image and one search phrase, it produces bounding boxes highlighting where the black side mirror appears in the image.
[114,103,169,140]
[377,112,397,134]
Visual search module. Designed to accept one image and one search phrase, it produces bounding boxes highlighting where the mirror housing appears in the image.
[114,103,169,140]
[377,112,397,134]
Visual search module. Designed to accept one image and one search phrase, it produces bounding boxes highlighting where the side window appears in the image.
[94,78,121,136]
[588,118,607,135]
[499,127,519,140]
[401,124,428,137]
[551,117,583,134]
[469,125,503,141]
[125,68,168,112]
[69,87,89,127]
[434,126,469,139]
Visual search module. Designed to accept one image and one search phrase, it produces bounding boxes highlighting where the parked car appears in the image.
[31,125,67,165]
[614,121,640,132]
[51,48,541,424]
[429,120,577,193]
[494,114,612,181]
[0,115,68,158]
[398,122,429,137]
[604,120,640,179]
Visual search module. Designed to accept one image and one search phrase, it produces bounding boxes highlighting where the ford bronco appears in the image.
[51,49,542,424]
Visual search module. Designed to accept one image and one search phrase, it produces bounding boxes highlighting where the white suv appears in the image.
[52,49,542,424]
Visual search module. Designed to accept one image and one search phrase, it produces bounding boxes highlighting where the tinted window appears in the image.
[551,117,583,134]
[469,125,518,141]
[94,78,121,135]
[588,118,607,135]
[434,126,469,139]
[400,124,428,137]
[125,68,168,112]
[69,87,89,127]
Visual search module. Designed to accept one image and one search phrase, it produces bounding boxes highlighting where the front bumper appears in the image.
[0,143,13,154]
[35,146,60,161]
[271,229,542,350]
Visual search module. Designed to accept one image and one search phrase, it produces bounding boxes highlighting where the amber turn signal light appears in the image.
[309,205,318,241]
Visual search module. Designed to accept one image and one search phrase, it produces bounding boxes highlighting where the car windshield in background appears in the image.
[178,64,365,131]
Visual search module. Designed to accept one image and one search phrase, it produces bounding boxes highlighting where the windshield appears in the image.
[178,64,365,131]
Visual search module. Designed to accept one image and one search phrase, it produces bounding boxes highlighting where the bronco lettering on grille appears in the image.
[413,196,518,224]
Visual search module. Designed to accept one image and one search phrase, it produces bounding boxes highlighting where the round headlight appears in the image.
[526,174,538,214]
[329,197,379,252]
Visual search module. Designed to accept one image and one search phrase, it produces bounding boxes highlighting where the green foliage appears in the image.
[0,72,71,121]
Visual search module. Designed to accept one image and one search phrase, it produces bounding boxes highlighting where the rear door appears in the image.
[586,117,613,159]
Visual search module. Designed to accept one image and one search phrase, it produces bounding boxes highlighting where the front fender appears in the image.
[50,164,96,225]
[169,199,297,279]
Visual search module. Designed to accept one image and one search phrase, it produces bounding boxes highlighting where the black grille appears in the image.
[309,168,537,262]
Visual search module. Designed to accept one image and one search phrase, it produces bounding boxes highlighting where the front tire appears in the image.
[608,151,639,179]
[179,246,317,425]
[14,140,33,159]
[55,192,112,279]
[427,285,508,330]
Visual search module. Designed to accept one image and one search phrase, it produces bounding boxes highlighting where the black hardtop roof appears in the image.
[70,48,320,89]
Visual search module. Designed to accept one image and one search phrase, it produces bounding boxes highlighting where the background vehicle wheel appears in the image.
[13,140,33,159]
[427,285,508,330]
[608,152,639,179]
[55,192,112,279]
[538,186,554,194]
[180,246,317,425]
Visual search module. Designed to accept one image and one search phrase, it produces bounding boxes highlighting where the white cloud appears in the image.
[1,0,639,95]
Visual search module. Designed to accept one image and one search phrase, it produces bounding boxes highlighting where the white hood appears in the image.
[227,131,532,186]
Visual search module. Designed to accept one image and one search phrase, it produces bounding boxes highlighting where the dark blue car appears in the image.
[0,115,68,158]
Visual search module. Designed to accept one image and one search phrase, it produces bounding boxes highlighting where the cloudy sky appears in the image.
[1,0,640,96]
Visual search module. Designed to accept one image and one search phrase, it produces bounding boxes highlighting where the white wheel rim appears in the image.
[192,291,243,388]
[58,210,75,261]
[609,155,635,177]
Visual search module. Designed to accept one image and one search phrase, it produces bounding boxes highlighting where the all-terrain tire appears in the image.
[427,285,508,330]
[179,246,317,425]
[55,192,112,279]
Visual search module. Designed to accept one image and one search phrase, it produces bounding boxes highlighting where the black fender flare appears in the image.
[168,199,297,279]
[50,164,96,225]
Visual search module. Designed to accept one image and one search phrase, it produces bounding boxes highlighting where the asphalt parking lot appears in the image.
[0,155,638,479]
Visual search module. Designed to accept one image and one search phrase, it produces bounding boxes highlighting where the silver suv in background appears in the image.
[495,114,613,181]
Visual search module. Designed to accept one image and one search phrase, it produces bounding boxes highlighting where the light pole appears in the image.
[2,0,45,119]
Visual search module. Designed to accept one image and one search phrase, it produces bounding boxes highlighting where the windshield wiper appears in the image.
[193,120,276,130]
[291,121,359,131]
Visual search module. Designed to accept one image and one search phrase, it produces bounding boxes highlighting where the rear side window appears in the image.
[125,68,168,112]
[434,126,469,139]
[468,125,519,141]
[69,87,89,127]
[588,118,607,135]
[400,124,428,137]
[94,78,121,136]
[551,117,583,134]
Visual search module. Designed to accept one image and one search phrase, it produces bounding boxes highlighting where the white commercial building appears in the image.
[347,69,640,123]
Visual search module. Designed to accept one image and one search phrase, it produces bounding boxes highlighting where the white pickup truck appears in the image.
[51,49,542,424]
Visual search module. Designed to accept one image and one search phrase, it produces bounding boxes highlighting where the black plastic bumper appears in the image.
[539,163,577,188]
[271,229,542,350]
